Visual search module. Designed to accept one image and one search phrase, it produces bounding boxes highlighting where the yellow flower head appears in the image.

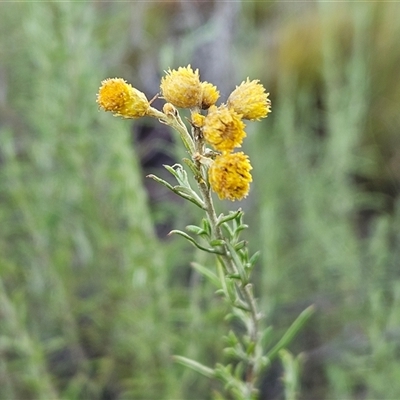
[202,105,246,153]
[200,81,220,109]
[160,65,202,109]
[208,152,253,201]
[191,112,205,128]
[227,78,271,120]
[97,78,149,118]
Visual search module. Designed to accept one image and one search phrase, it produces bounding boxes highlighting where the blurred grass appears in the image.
[248,2,400,399]
[0,1,400,400]
[1,3,182,399]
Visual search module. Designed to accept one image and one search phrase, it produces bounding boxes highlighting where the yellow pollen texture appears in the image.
[202,105,246,153]
[160,65,202,109]
[97,78,149,118]
[228,78,271,120]
[200,81,220,109]
[208,152,253,201]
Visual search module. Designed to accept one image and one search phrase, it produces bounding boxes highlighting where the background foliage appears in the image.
[0,1,400,399]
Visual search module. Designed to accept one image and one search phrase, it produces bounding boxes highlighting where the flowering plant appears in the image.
[97,66,313,400]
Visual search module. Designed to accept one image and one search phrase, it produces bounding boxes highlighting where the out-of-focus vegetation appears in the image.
[0,2,400,399]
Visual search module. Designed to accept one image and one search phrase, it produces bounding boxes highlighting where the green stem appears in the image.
[148,106,195,155]
[192,125,261,398]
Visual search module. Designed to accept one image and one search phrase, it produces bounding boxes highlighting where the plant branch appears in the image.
[191,124,263,398]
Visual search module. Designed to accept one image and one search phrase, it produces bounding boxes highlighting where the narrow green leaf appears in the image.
[224,330,239,346]
[225,280,238,304]
[236,224,248,232]
[246,340,256,356]
[169,230,224,254]
[164,164,202,200]
[209,239,225,247]
[191,262,220,287]
[147,174,205,209]
[226,273,241,280]
[280,349,302,400]
[233,298,251,312]
[163,164,182,181]
[172,163,194,188]
[186,225,207,236]
[223,347,241,360]
[214,363,233,382]
[248,251,261,269]
[202,218,212,236]
[216,210,242,226]
[225,241,248,285]
[178,194,205,209]
[173,185,204,206]
[147,174,175,191]
[234,241,246,251]
[266,305,315,362]
[234,361,245,380]
[173,355,215,378]
[183,157,200,177]
[260,326,274,348]
[233,210,244,227]
[220,223,234,239]
[217,261,236,303]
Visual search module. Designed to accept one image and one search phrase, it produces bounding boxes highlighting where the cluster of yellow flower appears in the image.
[96,65,271,201]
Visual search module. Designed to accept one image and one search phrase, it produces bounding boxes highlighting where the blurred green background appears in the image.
[1,1,400,399]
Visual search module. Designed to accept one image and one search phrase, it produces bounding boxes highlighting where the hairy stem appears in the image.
[192,125,261,398]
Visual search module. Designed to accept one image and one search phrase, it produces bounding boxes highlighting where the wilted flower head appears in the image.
[163,102,178,118]
[200,81,220,109]
[228,78,271,120]
[202,105,246,153]
[160,65,202,109]
[208,152,253,201]
[97,78,149,118]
